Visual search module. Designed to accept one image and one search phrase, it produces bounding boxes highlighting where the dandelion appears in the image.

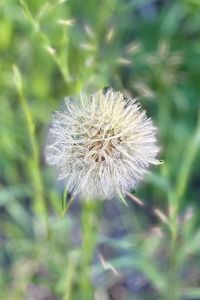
[45,88,159,199]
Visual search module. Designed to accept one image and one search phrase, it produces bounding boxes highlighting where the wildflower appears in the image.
[45,88,159,199]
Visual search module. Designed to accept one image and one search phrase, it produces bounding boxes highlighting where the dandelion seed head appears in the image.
[45,88,159,199]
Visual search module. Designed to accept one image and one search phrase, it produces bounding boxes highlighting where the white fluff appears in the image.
[45,88,159,199]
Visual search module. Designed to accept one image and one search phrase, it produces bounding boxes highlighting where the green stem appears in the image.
[80,199,101,300]
[13,66,48,230]
[175,112,200,204]
[165,231,181,300]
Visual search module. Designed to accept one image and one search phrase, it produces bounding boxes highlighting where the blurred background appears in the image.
[1,0,200,299]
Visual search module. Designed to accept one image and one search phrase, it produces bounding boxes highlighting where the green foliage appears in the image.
[1,0,200,299]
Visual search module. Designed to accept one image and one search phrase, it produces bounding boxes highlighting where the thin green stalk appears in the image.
[80,199,101,300]
[175,112,200,203]
[13,65,47,221]
[165,215,181,300]
[62,252,79,300]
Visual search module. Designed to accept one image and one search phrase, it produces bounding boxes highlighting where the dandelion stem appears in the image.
[80,199,101,299]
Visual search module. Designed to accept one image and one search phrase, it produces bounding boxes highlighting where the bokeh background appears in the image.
[1,0,200,299]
